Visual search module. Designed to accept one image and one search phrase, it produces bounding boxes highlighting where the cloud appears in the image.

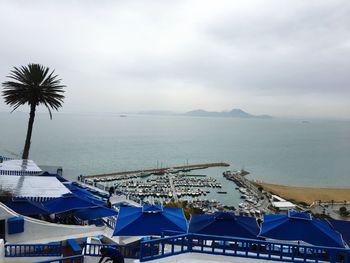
[0,0,349,119]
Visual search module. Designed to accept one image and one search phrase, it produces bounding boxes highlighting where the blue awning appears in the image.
[64,184,106,206]
[328,219,350,246]
[113,205,187,236]
[43,193,99,214]
[259,211,346,248]
[189,212,259,239]
[73,206,118,220]
[5,198,49,216]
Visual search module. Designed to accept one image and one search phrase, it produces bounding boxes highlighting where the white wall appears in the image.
[0,203,106,244]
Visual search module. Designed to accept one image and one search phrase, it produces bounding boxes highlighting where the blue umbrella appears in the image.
[189,212,259,239]
[73,206,118,220]
[113,205,187,236]
[259,211,345,248]
[43,193,98,214]
[328,219,350,246]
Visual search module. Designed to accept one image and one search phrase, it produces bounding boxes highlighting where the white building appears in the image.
[271,195,296,211]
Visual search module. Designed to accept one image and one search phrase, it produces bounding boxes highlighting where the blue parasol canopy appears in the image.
[189,212,259,239]
[73,206,118,220]
[259,211,346,248]
[5,198,49,216]
[328,219,350,246]
[43,193,98,214]
[113,205,187,236]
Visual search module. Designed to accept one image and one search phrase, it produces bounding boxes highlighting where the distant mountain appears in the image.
[185,109,272,119]
[137,110,178,116]
[134,109,272,119]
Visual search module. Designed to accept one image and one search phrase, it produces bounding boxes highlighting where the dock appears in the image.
[82,162,229,180]
[168,176,178,202]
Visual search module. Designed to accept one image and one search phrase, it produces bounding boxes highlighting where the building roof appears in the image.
[271,195,286,202]
[272,201,296,209]
[0,159,42,174]
[0,175,70,198]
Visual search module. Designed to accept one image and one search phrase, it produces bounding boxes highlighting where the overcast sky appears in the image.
[0,0,349,119]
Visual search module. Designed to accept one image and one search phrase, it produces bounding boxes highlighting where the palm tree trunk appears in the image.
[22,104,36,160]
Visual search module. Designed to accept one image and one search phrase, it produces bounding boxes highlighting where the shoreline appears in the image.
[255,181,350,205]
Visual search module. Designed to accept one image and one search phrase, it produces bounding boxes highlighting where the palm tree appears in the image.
[2,64,65,159]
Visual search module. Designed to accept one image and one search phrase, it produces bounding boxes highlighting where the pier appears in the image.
[82,162,229,180]
[223,170,271,215]
[168,176,178,202]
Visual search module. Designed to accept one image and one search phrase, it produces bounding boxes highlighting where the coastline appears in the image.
[255,182,350,205]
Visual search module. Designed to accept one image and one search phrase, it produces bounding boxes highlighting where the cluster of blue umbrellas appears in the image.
[5,188,349,249]
[113,207,348,249]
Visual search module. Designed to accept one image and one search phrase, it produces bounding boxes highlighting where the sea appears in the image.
[0,112,349,206]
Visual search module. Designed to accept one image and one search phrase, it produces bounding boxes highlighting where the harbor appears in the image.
[81,171,230,213]
[79,163,274,216]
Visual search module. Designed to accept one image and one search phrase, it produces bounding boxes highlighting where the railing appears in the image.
[0,155,14,161]
[34,254,84,263]
[0,170,42,175]
[140,234,188,261]
[5,242,62,257]
[83,242,139,259]
[140,234,350,263]
[161,230,185,237]
[103,216,117,229]
[6,235,350,262]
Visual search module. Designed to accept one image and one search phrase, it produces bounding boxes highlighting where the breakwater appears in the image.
[82,162,230,180]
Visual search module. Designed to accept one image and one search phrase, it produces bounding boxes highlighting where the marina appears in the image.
[79,166,273,217]
[81,172,230,213]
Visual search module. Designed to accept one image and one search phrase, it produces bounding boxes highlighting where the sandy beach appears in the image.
[256,182,350,205]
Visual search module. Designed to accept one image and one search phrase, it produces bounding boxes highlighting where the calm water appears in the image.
[1,112,350,196]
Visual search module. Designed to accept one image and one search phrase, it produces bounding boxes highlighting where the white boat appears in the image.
[239,187,247,194]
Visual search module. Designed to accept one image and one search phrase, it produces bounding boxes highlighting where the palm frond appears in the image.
[2,63,65,116]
